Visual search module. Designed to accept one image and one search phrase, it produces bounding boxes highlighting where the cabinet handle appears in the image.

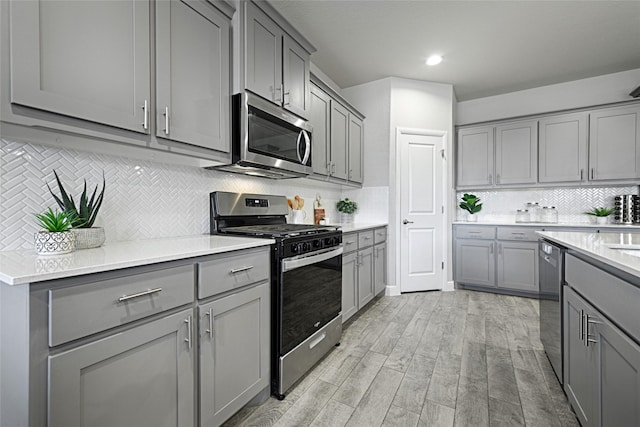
[185,316,192,349]
[496,174,501,184]
[332,163,336,175]
[345,241,355,245]
[591,168,595,180]
[163,106,170,135]
[579,309,584,343]
[284,88,290,106]
[585,314,601,346]
[205,308,214,338]
[364,236,372,240]
[580,169,584,181]
[349,169,353,179]
[230,265,254,274]
[141,100,149,130]
[488,174,493,185]
[273,85,283,103]
[489,243,494,254]
[118,287,162,302]
[498,243,502,255]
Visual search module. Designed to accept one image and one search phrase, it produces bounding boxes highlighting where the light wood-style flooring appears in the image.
[224,290,579,427]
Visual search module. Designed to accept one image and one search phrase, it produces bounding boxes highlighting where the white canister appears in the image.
[291,210,306,224]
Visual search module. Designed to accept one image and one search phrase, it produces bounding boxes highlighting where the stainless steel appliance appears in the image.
[210,91,313,179]
[539,239,565,384]
[210,191,342,399]
[614,194,640,224]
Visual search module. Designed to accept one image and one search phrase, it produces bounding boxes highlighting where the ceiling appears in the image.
[269,0,640,101]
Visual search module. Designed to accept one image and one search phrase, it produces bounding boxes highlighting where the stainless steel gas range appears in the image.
[210,191,343,399]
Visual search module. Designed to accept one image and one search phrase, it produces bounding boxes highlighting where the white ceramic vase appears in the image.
[34,230,75,255]
[466,213,478,222]
[73,227,106,249]
[595,216,609,225]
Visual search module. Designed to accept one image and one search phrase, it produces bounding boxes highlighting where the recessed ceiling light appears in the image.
[426,55,443,66]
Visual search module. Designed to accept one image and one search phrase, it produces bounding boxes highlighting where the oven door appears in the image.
[280,247,343,355]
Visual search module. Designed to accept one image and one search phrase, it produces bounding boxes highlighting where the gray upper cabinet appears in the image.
[244,2,310,118]
[48,308,195,427]
[348,114,364,183]
[330,100,350,180]
[155,0,230,153]
[494,120,538,185]
[9,0,151,133]
[199,282,270,427]
[456,126,494,188]
[310,84,331,175]
[539,112,588,183]
[589,105,640,181]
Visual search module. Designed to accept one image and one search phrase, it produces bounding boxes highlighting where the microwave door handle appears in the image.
[301,130,311,165]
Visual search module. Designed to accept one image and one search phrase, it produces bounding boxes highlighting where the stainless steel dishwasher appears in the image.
[539,239,565,384]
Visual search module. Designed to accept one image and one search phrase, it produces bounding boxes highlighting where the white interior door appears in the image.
[398,129,446,292]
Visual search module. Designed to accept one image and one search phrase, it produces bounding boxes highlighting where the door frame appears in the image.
[394,127,449,293]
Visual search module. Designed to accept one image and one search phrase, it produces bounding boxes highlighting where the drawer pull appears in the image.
[118,287,162,302]
[230,265,254,274]
[309,332,326,349]
[363,236,372,240]
[346,241,355,245]
[511,232,525,235]
[468,231,481,234]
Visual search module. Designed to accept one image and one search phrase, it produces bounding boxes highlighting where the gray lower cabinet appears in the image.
[9,0,151,133]
[341,251,358,322]
[155,0,230,153]
[48,308,195,427]
[357,246,374,308]
[199,282,269,427]
[564,285,640,427]
[374,242,387,296]
[454,225,538,295]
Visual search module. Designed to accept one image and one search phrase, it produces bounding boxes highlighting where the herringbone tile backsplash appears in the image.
[0,138,347,251]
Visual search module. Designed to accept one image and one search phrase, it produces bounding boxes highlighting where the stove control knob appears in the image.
[312,239,322,249]
[302,242,311,251]
[324,237,333,246]
[291,243,300,253]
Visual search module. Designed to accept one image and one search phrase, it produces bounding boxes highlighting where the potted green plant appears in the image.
[459,193,482,222]
[34,208,76,255]
[337,198,358,223]
[47,170,106,249]
[585,207,615,225]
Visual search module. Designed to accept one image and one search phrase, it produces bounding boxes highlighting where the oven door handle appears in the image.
[282,247,343,272]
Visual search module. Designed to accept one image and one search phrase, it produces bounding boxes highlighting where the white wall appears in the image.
[457,68,640,125]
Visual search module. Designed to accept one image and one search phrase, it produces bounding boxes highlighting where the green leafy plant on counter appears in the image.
[337,198,358,214]
[34,208,75,232]
[585,207,615,217]
[459,193,482,215]
[47,170,105,228]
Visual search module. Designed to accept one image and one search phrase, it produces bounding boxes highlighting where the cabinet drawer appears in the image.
[198,248,270,299]
[374,227,387,244]
[565,254,640,341]
[358,230,375,248]
[49,264,195,347]
[455,226,495,240]
[497,227,538,241]
[343,232,358,253]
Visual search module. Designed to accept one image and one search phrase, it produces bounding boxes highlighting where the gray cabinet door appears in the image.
[374,243,387,296]
[199,282,270,426]
[10,0,150,133]
[455,239,495,287]
[348,114,364,183]
[48,309,195,427]
[496,241,538,292]
[538,112,588,183]
[596,309,640,427]
[589,105,640,181]
[282,35,310,118]
[245,2,282,105]
[310,84,331,175]
[342,252,358,323]
[563,287,597,427]
[155,0,230,153]
[495,120,538,185]
[330,101,350,180]
[456,126,494,188]
[357,247,374,308]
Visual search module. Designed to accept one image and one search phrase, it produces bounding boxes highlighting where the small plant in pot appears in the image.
[47,170,106,249]
[337,198,358,224]
[585,207,615,225]
[459,193,482,222]
[34,208,76,255]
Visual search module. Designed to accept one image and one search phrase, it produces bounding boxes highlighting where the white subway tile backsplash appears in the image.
[456,186,639,223]
[0,138,342,251]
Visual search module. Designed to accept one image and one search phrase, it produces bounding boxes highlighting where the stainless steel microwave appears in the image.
[212,91,313,179]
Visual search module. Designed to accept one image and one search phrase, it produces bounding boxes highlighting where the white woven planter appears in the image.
[34,231,75,255]
[73,227,106,249]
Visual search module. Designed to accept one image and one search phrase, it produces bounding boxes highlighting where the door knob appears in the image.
[402,219,414,224]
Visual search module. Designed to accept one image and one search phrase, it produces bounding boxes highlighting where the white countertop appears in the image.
[0,235,275,285]
[453,220,640,229]
[338,222,388,233]
[537,231,640,279]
